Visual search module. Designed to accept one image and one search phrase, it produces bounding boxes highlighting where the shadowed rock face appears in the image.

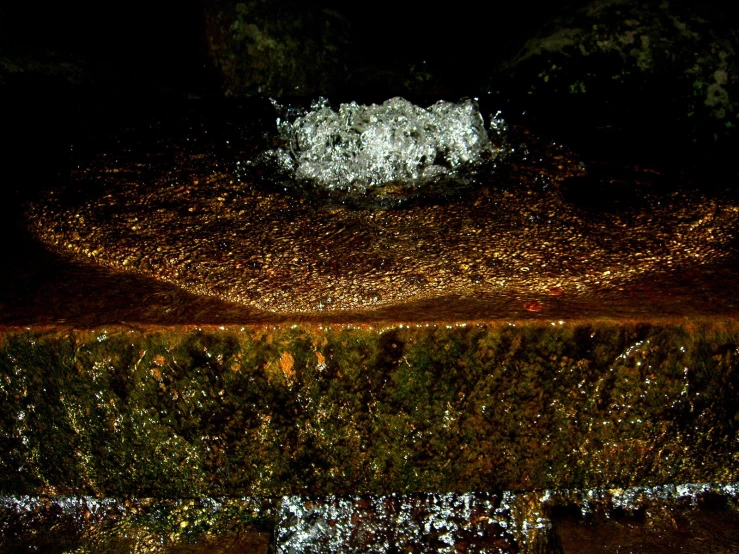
[27,100,739,314]
[202,0,349,97]
[497,0,739,163]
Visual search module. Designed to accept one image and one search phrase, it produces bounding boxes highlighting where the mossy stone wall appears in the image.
[1,321,738,497]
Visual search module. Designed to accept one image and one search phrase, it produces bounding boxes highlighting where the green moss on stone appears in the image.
[1,321,738,497]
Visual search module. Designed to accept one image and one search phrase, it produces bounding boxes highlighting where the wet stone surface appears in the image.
[276,493,518,553]
[0,495,276,553]
[2,321,739,498]
[6,98,739,552]
[2,484,739,553]
[25,100,739,315]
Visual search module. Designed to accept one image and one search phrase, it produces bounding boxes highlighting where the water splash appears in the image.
[265,97,506,193]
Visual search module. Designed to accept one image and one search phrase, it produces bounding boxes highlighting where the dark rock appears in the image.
[495,0,739,170]
[202,0,349,98]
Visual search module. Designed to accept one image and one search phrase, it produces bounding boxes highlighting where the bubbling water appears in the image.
[267,97,506,193]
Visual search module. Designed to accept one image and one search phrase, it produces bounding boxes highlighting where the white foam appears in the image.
[269,97,505,192]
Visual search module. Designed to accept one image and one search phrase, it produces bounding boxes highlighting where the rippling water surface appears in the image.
[0,98,732,325]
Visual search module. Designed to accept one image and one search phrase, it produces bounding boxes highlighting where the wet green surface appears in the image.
[2,320,738,497]
[24,102,739,314]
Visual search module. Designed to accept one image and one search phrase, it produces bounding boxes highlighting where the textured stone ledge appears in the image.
[2,319,738,499]
[3,483,739,553]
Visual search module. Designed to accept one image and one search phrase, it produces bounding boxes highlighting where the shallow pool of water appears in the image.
[11,98,739,322]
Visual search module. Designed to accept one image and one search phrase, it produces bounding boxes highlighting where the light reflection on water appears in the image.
[19,98,739,319]
[261,97,504,194]
[0,99,734,325]
[1,249,738,327]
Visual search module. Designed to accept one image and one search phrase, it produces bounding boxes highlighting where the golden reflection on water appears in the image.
[27,125,739,315]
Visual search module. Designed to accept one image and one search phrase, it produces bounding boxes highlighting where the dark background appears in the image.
[0,0,577,200]
[0,0,597,94]
[1,0,737,196]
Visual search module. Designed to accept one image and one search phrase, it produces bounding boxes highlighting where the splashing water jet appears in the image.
[261,97,507,196]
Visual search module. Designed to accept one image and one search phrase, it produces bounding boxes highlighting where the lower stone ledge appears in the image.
[2,483,738,553]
